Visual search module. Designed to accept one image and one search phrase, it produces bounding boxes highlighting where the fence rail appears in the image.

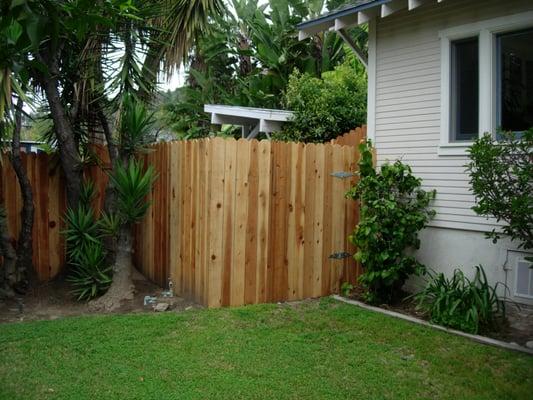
[1,128,365,307]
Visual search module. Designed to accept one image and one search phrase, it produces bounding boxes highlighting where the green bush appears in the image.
[110,159,157,224]
[275,62,367,143]
[467,129,533,260]
[413,265,505,334]
[64,180,112,301]
[347,141,436,304]
[67,242,112,301]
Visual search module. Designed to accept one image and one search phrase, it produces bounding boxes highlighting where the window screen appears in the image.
[450,37,479,141]
[497,29,533,133]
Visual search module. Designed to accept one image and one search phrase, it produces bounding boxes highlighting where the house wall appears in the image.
[369,0,533,303]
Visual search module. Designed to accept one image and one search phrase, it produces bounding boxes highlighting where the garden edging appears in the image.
[332,295,533,356]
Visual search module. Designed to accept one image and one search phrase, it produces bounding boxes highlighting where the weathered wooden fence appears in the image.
[1,128,365,307]
[0,147,109,281]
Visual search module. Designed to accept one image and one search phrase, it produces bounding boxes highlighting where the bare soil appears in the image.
[0,269,200,324]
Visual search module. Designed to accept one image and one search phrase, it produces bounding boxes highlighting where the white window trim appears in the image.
[366,17,377,144]
[438,11,533,157]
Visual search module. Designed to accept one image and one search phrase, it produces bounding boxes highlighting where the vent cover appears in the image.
[515,259,533,299]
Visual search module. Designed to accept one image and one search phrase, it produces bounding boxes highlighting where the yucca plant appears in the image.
[412,265,506,334]
[67,243,112,301]
[90,159,157,310]
[63,206,101,264]
[98,211,121,237]
[110,159,157,224]
[118,94,156,159]
[79,179,97,206]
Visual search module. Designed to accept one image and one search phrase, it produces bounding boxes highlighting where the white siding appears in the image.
[372,0,533,232]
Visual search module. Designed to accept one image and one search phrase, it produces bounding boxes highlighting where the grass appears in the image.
[0,298,532,400]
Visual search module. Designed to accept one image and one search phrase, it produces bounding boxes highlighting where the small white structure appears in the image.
[299,0,533,306]
[204,104,294,139]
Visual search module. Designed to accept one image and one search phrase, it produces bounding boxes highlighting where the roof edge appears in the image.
[297,0,388,30]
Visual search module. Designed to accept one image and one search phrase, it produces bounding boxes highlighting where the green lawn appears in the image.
[1,298,532,400]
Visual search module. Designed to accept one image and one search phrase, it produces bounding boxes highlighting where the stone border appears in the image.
[332,295,533,356]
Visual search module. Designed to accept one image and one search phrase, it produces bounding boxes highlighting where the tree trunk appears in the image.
[89,224,135,311]
[0,208,17,299]
[97,105,119,266]
[10,99,34,289]
[39,47,82,209]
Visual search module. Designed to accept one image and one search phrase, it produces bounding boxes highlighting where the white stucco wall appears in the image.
[368,0,533,303]
[409,227,533,306]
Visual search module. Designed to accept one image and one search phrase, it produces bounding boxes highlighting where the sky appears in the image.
[160,66,186,92]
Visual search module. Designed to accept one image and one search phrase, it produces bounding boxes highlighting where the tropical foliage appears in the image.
[159,0,367,139]
[413,265,506,334]
[274,61,366,142]
[64,181,111,301]
[347,141,436,304]
[467,129,533,261]
[110,159,157,224]
[1,0,218,301]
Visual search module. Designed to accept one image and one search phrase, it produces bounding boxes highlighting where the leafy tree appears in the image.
[347,141,436,304]
[275,61,366,142]
[160,0,358,139]
[467,129,533,260]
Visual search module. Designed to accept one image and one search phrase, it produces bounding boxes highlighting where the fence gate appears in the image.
[0,127,366,307]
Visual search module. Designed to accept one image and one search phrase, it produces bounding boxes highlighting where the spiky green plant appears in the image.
[98,211,121,237]
[67,242,112,301]
[412,265,506,334]
[79,179,97,206]
[63,206,100,264]
[110,159,157,224]
[119,94,156,159]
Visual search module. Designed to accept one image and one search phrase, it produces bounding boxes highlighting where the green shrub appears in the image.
[275,62,366,143]
[110,159,157,224]
[64,180,112,301]
[347,140,436,304]
[413,265,505,334]
[467,129,533,261]
[67,242,112,301]
[63,205,100,264]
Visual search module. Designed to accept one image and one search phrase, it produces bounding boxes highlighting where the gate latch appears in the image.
[330,171,358,179]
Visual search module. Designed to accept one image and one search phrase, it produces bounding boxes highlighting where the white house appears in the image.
[298,0,533,307]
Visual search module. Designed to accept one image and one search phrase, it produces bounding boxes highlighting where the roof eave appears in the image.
[297,0,446,40]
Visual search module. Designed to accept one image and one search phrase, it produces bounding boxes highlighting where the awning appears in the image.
[204,104,294,140]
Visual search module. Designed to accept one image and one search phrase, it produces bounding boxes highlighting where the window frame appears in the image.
[438,11,533,156]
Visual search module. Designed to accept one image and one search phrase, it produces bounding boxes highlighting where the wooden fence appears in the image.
[1,128,365,307]
[135,136,363,307]
[0,147,109,281]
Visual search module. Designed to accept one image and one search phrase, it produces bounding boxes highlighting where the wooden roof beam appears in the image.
[381,0,408,18]
[358,7,380,24]
[408,0,430,10]
[334,13,360,30]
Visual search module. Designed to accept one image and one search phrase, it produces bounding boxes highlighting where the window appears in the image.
[439,12,533,155]
[450,37,479,141]
[497,28,533,133]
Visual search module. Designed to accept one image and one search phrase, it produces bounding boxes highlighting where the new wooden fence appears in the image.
[1,129,365,307]
[135,136,363,307]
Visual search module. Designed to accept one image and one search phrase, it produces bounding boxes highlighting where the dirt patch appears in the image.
[346,285,533,347]
[0,269,200,324]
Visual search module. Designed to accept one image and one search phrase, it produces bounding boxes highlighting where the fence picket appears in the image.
[1,131,363,303]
